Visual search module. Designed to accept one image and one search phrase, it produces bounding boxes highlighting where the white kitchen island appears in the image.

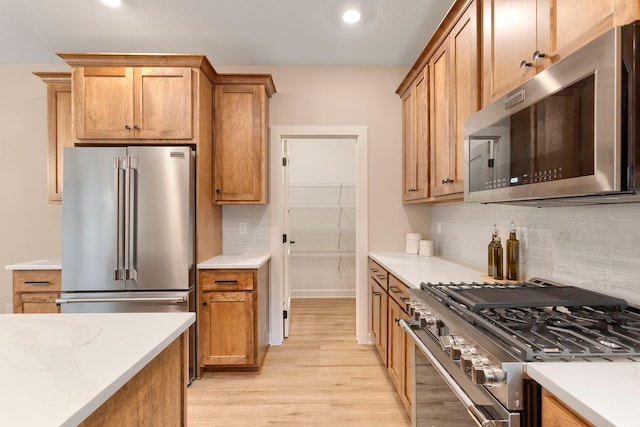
[0,312,194,426]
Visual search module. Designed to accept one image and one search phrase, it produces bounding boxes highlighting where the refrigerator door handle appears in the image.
[55,296,187,305]
[113,157,123,281]
[124,156,138,282]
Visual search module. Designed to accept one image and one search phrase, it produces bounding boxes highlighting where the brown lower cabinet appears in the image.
[198,262,270,373]
[368,257,413,416]
[12,270,61,313]
[541,388,594,427]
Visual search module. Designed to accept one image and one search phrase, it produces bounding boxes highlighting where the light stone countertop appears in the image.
[369,251,639,426]
[197,253,271,269]
[526,362,640,426]
[4,258,61,270]
[368,252,485,288]
[0,312,194,427]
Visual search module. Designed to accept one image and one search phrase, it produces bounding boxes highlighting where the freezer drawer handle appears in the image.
[55,296,187,305]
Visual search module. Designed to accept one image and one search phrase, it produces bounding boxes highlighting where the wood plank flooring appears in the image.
[187,298,410,426]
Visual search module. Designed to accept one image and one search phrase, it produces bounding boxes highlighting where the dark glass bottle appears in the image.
[487,225,497,276]
[506,222,519,281]
[492,237,503,280]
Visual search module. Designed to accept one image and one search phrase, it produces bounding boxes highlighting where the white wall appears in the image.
[0,64,68,313]
[0,64,430,313]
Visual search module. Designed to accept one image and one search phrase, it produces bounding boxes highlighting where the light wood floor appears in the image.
[187,298,410,426]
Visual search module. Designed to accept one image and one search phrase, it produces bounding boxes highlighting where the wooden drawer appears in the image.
[200,270,254,291]
[388,274,410,310]
[12,270,61,293]
[368,258,388,291]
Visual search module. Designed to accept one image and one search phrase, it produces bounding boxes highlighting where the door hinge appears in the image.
[282,233,287,244]
[282,157,287,166]
[283,310,288,319]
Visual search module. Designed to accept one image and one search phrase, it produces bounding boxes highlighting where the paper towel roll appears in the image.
[419,240,434,257]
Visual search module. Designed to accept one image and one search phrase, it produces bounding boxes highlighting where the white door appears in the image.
[282,138,292,338]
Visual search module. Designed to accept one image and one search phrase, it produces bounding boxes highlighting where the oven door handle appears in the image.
[399,320,507,427]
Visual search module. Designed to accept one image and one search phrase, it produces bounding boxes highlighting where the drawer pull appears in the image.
[24,281,50,286]
[389,285,400,294]
[214,280,239,285]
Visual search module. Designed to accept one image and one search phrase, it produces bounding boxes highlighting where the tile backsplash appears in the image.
[431,202,640,306]
[222,205,271,255]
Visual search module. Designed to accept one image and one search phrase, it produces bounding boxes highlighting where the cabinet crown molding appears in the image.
[56,52,217,82]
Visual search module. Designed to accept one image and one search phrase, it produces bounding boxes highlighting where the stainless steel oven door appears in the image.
[400,320,520,427]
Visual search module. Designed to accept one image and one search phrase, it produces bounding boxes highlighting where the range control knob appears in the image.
[416,312,437,328]
[451,344,477,361]
[471,365,507,387]
[440,335,464,353]
[413,308,430,322]
[460,354,489,372]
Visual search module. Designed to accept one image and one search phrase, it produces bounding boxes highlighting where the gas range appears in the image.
[400,278,640,426]
[419,278,640,362]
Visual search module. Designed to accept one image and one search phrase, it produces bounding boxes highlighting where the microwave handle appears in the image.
[400,320,508,427]
[504,89,525,109]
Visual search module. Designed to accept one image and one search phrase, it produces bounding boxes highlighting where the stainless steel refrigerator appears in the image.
[58,145,196,380]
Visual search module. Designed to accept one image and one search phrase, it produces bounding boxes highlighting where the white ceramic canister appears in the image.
[419,240,434,257]
[405,233,422,254]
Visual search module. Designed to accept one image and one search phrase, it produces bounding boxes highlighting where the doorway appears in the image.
[269,126,368,345]
[284,137,356,336]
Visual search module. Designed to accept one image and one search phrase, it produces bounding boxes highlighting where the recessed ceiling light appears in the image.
[342,9,361,24]
[100,0,121,7]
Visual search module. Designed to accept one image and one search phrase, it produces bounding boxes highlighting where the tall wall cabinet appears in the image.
[213,75,275,205]
[397,0,479,203]
[32,72,72,204]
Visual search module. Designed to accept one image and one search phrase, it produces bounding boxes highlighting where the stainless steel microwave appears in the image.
[464,23,640,205]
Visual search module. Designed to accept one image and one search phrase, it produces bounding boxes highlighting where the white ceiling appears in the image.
[0,0,455,67]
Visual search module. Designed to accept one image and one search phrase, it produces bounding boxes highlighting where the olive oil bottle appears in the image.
[492,236,504,280]
[487,225,497,276]
[506,221,519,280]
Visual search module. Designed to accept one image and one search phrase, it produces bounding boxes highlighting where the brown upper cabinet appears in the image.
[72,66,192,140]
[56,53,217,145]
[213,75,275,205]
[397,0,479,203]
[430,2,479,198]
[33,72,72,204]
[482,0,640,106]
[401,67,429,203]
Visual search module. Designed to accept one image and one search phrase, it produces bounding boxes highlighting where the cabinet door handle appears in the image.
[214,280,239,285]
[520,60,532,70]
[24,281,51,286]
[202,301,208,306]
[532,50,546,61]
[373,291,381,296]
[133,125,140,131]
[124,125,131,130]
[389,285,400,294]
[441,178,454,184]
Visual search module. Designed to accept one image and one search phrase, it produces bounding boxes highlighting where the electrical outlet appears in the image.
[239,222,247,235]
[436,222,442,235]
